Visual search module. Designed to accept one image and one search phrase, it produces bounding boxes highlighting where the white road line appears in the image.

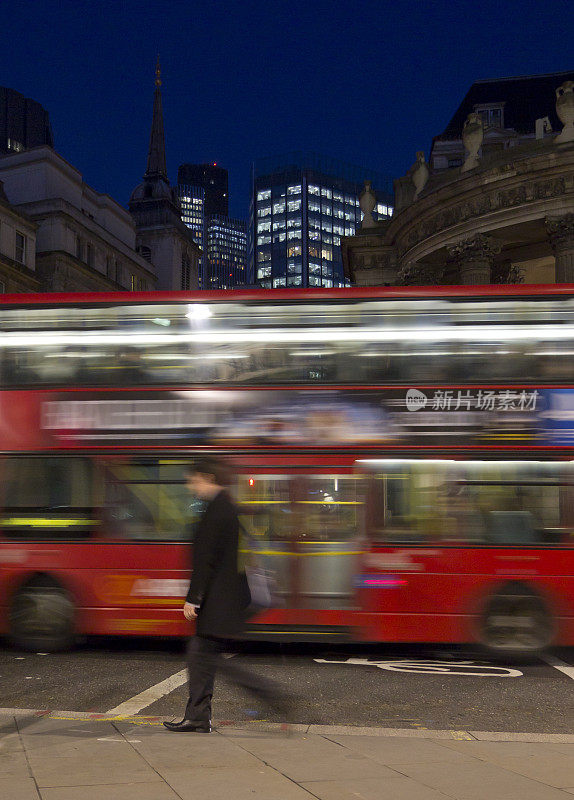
[541,654,574,680]
[106,669,187,716]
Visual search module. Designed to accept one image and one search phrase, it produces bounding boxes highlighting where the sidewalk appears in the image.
[2,711,574,799]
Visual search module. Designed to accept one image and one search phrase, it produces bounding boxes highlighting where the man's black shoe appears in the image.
[163,719,211,733]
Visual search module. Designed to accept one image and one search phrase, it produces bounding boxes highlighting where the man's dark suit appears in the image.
[184,490,277,726]
[186,490,250,639]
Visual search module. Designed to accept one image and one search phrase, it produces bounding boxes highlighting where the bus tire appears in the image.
[9,580,76,652]
[478,582,554,658]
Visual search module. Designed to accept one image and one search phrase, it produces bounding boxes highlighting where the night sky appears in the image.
[1,0,571,219]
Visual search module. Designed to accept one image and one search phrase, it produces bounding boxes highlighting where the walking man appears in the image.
[164,457,286,733]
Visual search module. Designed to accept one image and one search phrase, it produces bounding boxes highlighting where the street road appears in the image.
[1,639,573,734]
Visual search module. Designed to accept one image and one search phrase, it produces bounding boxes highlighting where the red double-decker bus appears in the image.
[1,285,574,655]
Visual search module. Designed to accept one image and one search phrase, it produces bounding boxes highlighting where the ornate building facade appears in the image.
[343,72,574,287]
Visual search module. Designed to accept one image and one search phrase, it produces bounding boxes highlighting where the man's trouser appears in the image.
[185,634,280,723]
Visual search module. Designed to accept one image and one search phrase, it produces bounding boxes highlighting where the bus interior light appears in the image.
[186,304,212,322]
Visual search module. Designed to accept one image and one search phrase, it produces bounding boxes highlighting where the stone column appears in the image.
[447,234,501,285]
[546,215,574,283]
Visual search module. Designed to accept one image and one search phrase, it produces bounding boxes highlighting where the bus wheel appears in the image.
[9,582,76,652]
[479,583,554,657]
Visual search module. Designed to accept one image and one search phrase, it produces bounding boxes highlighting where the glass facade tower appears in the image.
[206,215,248,289]
[251,153,393,288]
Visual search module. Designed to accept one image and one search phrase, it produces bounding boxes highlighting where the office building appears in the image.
[177,162,248,288]
[251,153,393,288]
[1,86,53,155]
[177,163,228,215]
[206,215,248,289]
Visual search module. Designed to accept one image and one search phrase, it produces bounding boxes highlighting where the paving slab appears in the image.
[324,734,479,765]
[17,720,158,789]
[390,758,571,800]
[300,775,459,800]
[430,739,574,788]
[0,776,40,800]
[228,733,395,782]
[163,765,315,800]
[39,781,181,800]
[116,723,263,771]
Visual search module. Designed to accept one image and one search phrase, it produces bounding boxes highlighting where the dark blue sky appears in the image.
[1,0,571,219]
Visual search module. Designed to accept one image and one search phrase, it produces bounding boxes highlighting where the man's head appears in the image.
[185,457,231,500]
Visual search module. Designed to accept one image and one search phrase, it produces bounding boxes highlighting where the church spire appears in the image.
[144,56,168,180]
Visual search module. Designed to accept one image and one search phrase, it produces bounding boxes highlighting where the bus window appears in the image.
[236,475,293,542]
[1,457,94,539]
[301,476,364,542]
[102,460,200,541]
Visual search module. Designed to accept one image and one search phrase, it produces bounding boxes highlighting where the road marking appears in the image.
[541,654,574,680]
[314,658,523,677]
[106,669,187,716]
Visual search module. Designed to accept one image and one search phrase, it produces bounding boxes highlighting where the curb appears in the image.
[1,707,573,743]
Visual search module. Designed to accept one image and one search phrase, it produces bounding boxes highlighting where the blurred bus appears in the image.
[0,285,573,655]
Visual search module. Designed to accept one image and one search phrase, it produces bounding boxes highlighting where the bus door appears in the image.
[237,472,365,619]
[92,458,202,636]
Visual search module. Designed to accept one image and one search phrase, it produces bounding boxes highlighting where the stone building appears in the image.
[343,72,574,287]
[129,62,200,291]
[0,146,156,293]
[0,178,39,292]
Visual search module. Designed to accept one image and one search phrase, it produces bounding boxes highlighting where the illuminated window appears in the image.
[287,229,301,240]
[273,277,286,287]
[257,235,271,245]
[273,232,286,243]
[322,279,333,287]
[288,245,301,257]
[287,218,300,229]
[287,260,302,274]
[287,276,302,286]
[273,201,286,214]
[322,220,332,233]
[334,208,345,219]
[7,138,24,152]
[257,266,271,278]
[309,275,321,286]
[321,246,332,261]
[308,199,320,212]
[273,219,286,231]
[309,245,319,258]
[257,189,271,201]
[321,204,332,216]
[320,187,332,199]
[309,230,320,241]
[309,262,321,275]
[257,206,271,217]
[287,199,301,212]
[257,221,271,233]
[308,184,320,195]
[257,250,271,262]
[333,191,344,202]
[333,235,341,246]
[287,185,301,195]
